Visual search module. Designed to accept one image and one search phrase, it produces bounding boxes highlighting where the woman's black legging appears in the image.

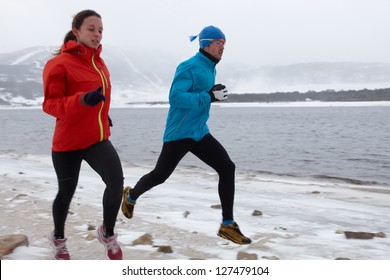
[51,140,123,237]
[131,133,236,221]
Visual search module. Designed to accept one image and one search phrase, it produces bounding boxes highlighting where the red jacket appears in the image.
[42,41,112,152]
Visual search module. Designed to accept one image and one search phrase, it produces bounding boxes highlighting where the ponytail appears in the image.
[53,31,76,55]
[63,30,77,44]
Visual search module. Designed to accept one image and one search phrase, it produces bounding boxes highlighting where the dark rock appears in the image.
[252,210,263,216]
[237,251,258,260]
[87,224,96,231]
[274,227,287,231]
[344,231,375,239]
[155,245,173,253]
[85,233,96,241]
[133,234,153,246]
[0,234,29,257]
[262,256,280,260]
[375,232,386,238]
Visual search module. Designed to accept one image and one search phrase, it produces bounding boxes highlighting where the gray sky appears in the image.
[1,0,389,65]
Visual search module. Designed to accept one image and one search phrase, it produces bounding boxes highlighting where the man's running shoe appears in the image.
[96,225,123,260]
[49,231,71,260]
[217,222,252,244]
[121,186,135,219]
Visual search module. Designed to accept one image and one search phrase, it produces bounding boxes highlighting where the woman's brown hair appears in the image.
[54,10,101,55]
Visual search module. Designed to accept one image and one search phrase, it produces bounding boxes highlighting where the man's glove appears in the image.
[209,84,228,102]
[108,115,113,127]
[83,86,105,106]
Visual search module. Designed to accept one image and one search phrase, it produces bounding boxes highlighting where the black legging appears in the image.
[131,133,236,221]
[51,140,123,237]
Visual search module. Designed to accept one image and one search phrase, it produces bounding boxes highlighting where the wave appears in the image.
[311,175,387,186]
[244,169,389,187]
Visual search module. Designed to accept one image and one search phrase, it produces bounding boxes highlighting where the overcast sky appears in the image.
[1,0,389,65]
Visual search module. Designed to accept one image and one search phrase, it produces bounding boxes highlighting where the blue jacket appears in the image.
[163,51,216,142]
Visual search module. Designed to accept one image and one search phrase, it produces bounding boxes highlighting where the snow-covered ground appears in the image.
[1,152,389,261]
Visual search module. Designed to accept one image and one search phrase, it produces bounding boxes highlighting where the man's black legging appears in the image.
[51,140,123,237]
[131,133,236,221]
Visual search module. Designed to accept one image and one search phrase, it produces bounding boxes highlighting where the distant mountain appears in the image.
[0,46,179,106]
[0,47,51,106]
[1,46,390,107]
[222,62,390,94]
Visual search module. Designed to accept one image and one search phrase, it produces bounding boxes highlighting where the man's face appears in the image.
[203,39,225,61]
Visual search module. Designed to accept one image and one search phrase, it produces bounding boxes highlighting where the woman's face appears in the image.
[72,16,103,49]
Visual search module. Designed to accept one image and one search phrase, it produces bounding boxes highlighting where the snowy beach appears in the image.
[1,151,389,260]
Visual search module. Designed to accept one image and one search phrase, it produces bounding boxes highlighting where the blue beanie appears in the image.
[189,25,226,49]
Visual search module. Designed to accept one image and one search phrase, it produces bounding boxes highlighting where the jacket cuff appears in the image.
[80,94,88,106]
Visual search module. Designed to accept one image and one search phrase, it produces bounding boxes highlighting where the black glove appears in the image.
[208,84,228,102]
[83,86,105,106]
[108,115,113,127]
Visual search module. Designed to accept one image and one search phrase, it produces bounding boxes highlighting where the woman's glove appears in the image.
[83,86,105,106]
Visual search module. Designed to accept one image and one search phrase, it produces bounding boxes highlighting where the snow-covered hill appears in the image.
[1,46,390,107]
[0,46,178,106]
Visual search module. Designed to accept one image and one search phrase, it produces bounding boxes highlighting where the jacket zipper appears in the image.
[91,52,107,142]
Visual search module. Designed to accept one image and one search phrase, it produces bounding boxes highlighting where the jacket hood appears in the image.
[61,40,102,57]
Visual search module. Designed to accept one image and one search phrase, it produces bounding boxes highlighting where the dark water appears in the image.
[1,105,390,185]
